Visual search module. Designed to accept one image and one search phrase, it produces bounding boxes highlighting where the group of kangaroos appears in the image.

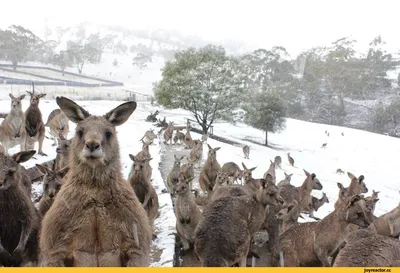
[0,93,399,267]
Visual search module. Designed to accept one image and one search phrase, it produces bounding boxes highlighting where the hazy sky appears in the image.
[1,0,399,56]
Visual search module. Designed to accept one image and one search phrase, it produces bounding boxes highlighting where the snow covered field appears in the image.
[1,89,399,266]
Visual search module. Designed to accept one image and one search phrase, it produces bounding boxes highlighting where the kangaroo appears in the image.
[263,160,276,184]
[36,164,69,217]
[287,152,294,167]
[333,229,400,267]
[275,200,302,234]
[194,179,283,267]
[274,156,282,169]
[334,172,368,209]
[145,110,159,122]
[199,144,221,196]
[241,163,264,192]
[39,97,152,266]
[364,190,379,214]
[277,172,293,187]
[368,203,400,238]
[163,121,174,145]
[128,155,159,235]
[180,157,195,189]
[309,192,329,220]
[279,195,376,267]
[173,128,185,145]
[55,135,73,171]
[279,169,323,213]
[0,94,27,155]
[0,150,39,266]
[174,174,202,251]
[24,90,47,156]
[336,168,344,174]
[140,128,157,143]
[167,155,184,196]
[242,145,250,159]
[221,162,243,184]
[212,171,231,192]
[183,122,193,149]
[45,109,70,147]
[188,139,203,168]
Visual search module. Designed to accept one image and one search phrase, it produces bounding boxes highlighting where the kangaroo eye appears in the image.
[77,130,84,139]
[105,131,112,141]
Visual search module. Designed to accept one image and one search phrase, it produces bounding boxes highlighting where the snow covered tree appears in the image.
[154,44,243,134]
[51,50,72,76]
[244,91,286,146]
[0,25,41,70]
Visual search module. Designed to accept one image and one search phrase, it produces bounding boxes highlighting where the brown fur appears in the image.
[46,108,70,147]
[55,136,73,171]
[242,145,250,159]
[173,129,185,145]
[163,122,174,145]
[36,164,69,217]
[279,195,376,267]
[221,162,243,184]
[180,158,195,189]
[275,200,302,234]
[24,90,47,156]
[210,184,253,203]
[274,155,282,168]
[287,152,294,167]
[140,129,157,143]
[277,172,293,187]
[308,192,329,219]
[39,97,151,266]
[334,182,348,210]
[279,169,323,213]
[333,229,400,266]
[167,155,184,196]
[128,155,159,231]
[212,171,231,192]
[241,163,265,192]
[334,172,368,209]
[174,174,202,251]
[0,150,39,266]
[183,123,193,149]
[0,94,27,155]
[368,203,400,238]
[199,144,221,196]
[263,160,276,184]
[194,179,282,267]
[188,139,203,168]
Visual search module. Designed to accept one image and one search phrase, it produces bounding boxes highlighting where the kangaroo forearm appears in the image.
[16,223,32,250]
[142,194,150,208]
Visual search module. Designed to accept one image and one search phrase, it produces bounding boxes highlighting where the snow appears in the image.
[156,106,400,222]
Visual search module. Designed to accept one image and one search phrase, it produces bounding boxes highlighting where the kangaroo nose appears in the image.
[85,141,100,152]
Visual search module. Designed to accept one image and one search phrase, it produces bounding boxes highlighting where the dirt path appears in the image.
[158,141,203,267]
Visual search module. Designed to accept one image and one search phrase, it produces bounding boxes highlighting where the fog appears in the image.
[1,0,400,55]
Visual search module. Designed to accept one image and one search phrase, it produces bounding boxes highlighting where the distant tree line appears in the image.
[154,37,400,143]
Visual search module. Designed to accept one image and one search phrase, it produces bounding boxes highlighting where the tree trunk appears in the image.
[265,130,268,146]
[201,123,208,135]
